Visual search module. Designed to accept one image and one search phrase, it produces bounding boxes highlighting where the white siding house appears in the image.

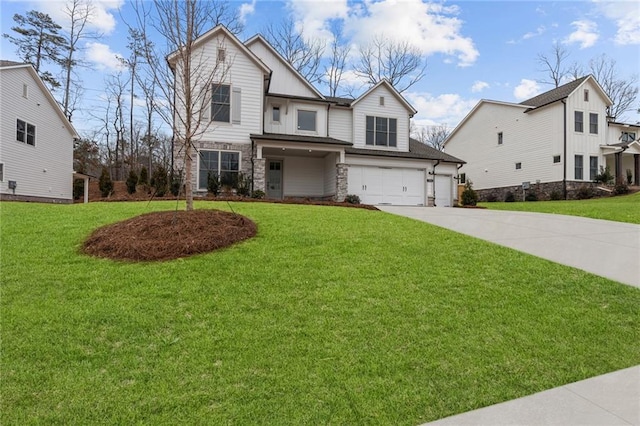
[172,25,465,206]
[444,75,638,200]
[0,61,78,203]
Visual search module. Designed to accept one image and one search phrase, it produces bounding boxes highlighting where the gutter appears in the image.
[431,160,440,206]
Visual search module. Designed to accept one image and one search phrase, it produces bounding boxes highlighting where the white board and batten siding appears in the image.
[0,66,75,201]
[352,84,410,152]
[328,107,352,143]
[264,98,328,137]
[445,101,562,190]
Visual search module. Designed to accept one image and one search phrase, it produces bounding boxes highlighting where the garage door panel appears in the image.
[349,166,425,206]
[435,175,452,207]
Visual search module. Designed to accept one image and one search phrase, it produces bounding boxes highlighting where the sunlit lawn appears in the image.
[2,201,639,424]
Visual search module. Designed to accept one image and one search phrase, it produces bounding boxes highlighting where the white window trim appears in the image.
[0,163,4,182]
[589,112,598,135]
[574,110,584,133]
[365,115,398,148]
[272,105,281,123]
[16,118,36,146]
[211,83,232,125]
[296,109,317,133]
[197,149,242,191]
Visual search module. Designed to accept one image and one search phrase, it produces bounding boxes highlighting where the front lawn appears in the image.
[2,201,639,424]
[480,191,640,224]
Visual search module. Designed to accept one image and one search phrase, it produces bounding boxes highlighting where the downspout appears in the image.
[562,100,567,199]
[432,160,440,206]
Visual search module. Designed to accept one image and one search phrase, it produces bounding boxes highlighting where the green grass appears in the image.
[2,201,639,424]
[480,191,640,224]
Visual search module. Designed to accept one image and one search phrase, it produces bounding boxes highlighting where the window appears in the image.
[0,163,3,182]
[16,119,35,146]
[459,173,466,184]
[621,131,636,143]
[211,84,230,122]
[498,132,503,145]
[198,150,240,189]
[217,48,226,63]
[297,110,316,131]
[366,116,397,147]
[589,113,598,134]
[379,96,385,106]
[584,89,589,102]
[515,162,522,170]
[574,111,583,132]
[589,156,598,181]
[553,155,561,163]
[575,155,583,180]
[23,84,28,98]
[272,106,280,122]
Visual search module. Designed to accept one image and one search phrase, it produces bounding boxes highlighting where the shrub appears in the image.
[73,179,84,200]
[461,180,478,206]
[485,194,498,203]
[98,167,113,198]
[550,190,563,201]
[151,166,168,197]
[170,172,182,197]
[504,191,515,202]
[525,192,538,202]
[251,189,265,199]
[235,172,251,197]
[207,172,220,196]
[138,166,149,185]
[126,170,138,194]
[626,169,633,185]
[614,178,629,195]
[594,166,613,185]
[575,185,594,200]
[344,194,361,204]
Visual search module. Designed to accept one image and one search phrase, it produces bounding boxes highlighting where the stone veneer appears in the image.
[476,180,612,202]
[335,163,348,202]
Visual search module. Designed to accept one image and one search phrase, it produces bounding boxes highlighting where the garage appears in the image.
[434,174,452,207]
[348,165,425,205]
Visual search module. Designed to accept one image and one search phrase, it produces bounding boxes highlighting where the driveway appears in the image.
[378,206,640,288]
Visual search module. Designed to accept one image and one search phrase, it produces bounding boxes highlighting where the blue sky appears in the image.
[1,0,639,138]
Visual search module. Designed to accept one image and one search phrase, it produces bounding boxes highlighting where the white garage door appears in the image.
[348,166,424,205]
[434,174,452,207]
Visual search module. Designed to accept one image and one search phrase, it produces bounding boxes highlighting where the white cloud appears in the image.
[522,25,546,40]
[471,81,489,93]
[563,20,599,49]
[32,0,123,35]
[405,91,478,128]
[240,0,257,25]
[85,42,125,70]
[594,1,640,45]
[513,79,541,101]
[289,0,479,67]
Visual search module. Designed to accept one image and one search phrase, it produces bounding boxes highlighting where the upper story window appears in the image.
[498,132,503,145]
[16,119,35,146]
[272,106,280,123]
[297,110,316,131]
[574,111,584,132]
[515,162,522,170]
[379,96,385,106]
[621,131,636,143]
[366,116,397,147]
[584,89,589,102]
[211,84,230,123]
[553,155,561,163]
[217,48,226,63]
[23,84,28,98]
[589,113,598,134]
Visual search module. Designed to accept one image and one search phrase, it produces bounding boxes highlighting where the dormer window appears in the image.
[217,48,226,63]
[272,106,280,123]
[584,89,589,102]
[379,96,385,106]
[23,84,28,98]
[366,116,397,147]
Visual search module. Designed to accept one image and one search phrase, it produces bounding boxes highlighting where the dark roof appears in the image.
[519,76,589,109]
[325,96,354,107]
[0,60,26,68]
[250,133,352,146]
[267,93,331,103]
[345,138,465,163]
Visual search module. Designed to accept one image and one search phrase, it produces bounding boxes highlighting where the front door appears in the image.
[266,160,283,199]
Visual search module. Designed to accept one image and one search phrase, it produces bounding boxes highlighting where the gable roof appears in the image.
[346,138,465,163]
[244,34,324,99]
[350,79,417,116]
[166,25,270,75]
[0,61,79,139]
[520,75,612,110]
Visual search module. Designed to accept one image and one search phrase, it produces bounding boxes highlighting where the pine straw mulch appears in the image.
[83,209,257,262]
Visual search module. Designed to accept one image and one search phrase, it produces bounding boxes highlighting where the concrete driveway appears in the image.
[378,206,640,288]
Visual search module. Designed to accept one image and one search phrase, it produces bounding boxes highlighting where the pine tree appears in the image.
[3,10,67,88]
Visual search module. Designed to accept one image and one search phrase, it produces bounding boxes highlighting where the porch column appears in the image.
[615,152,622,182]
[253,158,266,193]
[335,163,348,202]
[83,176,89,204]
[635,154,639,186]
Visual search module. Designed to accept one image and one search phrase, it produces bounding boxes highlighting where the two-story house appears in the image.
[0,61,79,203]
[170,25,464,207]
[444,75,640,200]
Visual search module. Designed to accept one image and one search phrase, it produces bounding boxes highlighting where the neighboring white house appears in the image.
[444,75,640,200]
[170,25,465,207]
[0,60,79,203]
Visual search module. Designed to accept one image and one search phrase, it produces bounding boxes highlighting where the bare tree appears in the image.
[325,25,350,97]
[536,41,572,88]
[588,54,639,120]
[105,71,128,180]
[131,0,239,211]
[263,18,325,85]
[353,35,426,93]
[411,123,450,151]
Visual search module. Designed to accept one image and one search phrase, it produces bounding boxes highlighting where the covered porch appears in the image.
[602,141,640,185]
[251,133,350,201]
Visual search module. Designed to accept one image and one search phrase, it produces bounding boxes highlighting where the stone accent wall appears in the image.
[253,157,266,193]
[477,180,612,202]
[0,193,72,204]
[335,163,348,202]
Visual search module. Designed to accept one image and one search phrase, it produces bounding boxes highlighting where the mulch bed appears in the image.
[83,209,257,262]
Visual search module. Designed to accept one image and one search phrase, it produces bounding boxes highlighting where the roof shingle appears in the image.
[346,139,465,163]
[519,76,589,109]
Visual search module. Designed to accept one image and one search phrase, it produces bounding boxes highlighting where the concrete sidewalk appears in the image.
[378,207,640,288]
[423,365,640,425]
